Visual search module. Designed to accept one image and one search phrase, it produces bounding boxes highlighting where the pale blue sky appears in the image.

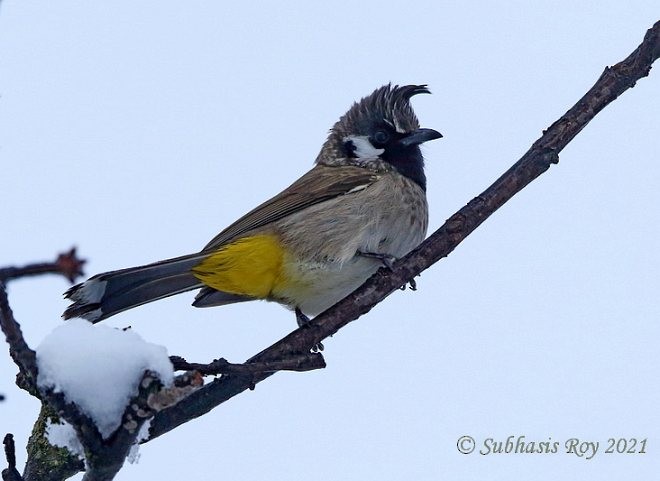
[1,2,659,480]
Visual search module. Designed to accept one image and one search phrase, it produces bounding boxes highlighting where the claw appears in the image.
[357,251,397,270]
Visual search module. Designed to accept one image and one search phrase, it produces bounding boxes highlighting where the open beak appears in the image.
[399,128,443,147]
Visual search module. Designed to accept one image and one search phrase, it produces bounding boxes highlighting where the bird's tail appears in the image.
[63,253,207,322]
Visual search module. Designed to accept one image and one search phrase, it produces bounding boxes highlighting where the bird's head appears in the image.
[316,84,442,190]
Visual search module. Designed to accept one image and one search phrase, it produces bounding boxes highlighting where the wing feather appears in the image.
[202,164,379,250]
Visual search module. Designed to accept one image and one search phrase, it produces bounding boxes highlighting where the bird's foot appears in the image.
[295,307,324,352]
[358,251,418,291]
[357,251,397,270]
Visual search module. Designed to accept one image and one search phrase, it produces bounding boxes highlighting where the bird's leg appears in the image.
[295,307,310,327]
[295,307,324,352]
[357,251,397,270]
[358,251,418,291]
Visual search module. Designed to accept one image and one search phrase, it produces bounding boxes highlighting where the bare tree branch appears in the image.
[0,283,39,392]
[0,248,85,284]
[0,247,86,402]
[169,353,326,377]
[148,19,660,440]
[2,434,23,481]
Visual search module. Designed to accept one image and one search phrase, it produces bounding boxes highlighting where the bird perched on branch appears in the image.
[63,84,442,330]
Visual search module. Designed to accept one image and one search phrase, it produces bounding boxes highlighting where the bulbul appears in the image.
[63,84,442,327]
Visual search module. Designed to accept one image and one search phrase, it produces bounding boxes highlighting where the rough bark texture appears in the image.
[22,407,84,481]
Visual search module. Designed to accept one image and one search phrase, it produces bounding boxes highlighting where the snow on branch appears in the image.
[0,279,196,481]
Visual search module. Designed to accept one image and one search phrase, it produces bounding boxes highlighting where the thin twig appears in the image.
[169,354,326,376]
[0,248,85,284]
[2,434,23,481]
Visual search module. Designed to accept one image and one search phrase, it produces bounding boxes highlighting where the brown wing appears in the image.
[202,164,380,251]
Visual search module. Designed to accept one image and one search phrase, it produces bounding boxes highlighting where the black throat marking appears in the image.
[382,145,426,191]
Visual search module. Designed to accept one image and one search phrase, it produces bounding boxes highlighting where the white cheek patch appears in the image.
[345,135,384,161]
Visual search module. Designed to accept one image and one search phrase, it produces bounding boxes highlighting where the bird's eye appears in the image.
[372,130,390,147]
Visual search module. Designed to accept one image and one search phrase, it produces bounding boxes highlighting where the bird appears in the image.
[63,84,442,330]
